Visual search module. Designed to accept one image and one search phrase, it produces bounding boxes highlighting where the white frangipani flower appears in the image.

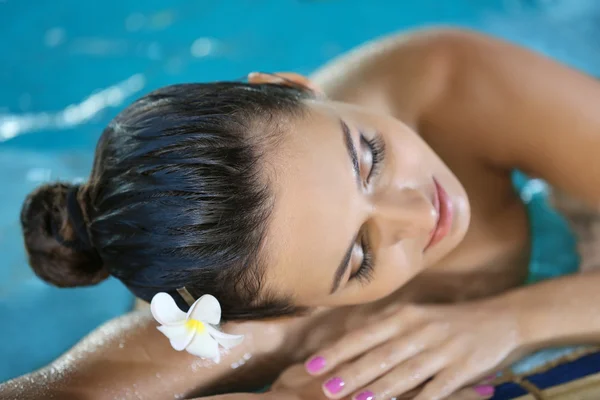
[151,292,244,363]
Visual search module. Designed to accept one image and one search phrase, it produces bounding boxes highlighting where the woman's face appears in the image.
[262,97,470,309]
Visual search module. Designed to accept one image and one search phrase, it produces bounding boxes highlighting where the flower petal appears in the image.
[206,325,245,349]
[187,294,221,325]
[185,330,220,362]
[151,292,187,325]
[157,323,194,351]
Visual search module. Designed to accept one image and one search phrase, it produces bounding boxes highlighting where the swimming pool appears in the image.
[0,0,595,385]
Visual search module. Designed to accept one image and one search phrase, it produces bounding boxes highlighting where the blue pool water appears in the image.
[0,0,597,384]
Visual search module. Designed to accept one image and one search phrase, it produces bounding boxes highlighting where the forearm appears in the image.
[499,272,600,350]
[0,310,295,400]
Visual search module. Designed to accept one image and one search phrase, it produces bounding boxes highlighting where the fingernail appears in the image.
[324,377,345,395]
[306,356,326,374]
[355,390,375,400]
[474,385,495,397]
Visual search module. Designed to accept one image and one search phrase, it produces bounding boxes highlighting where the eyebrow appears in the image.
[341,119,361,188]
[330,120,361,294]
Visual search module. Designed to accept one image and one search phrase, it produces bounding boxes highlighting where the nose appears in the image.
[371,186,437,247]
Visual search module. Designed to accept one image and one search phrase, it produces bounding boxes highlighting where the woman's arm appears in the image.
[501,270,600,349]
[0,309,299,400]
[0,301,363,399]
[294,271,600,400]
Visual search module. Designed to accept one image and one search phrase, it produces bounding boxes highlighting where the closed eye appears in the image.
[360,133,385,185]
[350,133,385,284]
[350,233,375,284]
[334,123,385,292]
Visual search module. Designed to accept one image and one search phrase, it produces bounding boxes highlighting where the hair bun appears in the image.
[20,183,107,287]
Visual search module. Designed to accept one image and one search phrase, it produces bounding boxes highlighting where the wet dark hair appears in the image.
[20,82,312,321]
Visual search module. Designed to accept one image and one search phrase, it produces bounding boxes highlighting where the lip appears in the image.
[424,178,454,251]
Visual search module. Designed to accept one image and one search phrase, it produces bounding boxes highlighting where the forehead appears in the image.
[262,102,359,304]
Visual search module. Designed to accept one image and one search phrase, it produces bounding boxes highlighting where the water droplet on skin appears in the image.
[190,358,215,372]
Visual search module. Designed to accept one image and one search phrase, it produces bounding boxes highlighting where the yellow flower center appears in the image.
[185,319,206,333]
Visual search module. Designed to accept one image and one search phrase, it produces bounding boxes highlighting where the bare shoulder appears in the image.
[309,27,481,123]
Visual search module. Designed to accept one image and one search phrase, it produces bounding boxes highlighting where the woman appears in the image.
[3,27,600,400]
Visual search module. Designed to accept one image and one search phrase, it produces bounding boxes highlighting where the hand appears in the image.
[193,393,301,400]
[303,301,522,400]
[274,362,496,400]
[274,363,350,400]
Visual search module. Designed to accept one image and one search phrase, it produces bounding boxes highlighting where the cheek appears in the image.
[369,244,425,300]
[380,136,429,185]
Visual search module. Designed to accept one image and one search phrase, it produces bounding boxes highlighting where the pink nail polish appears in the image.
[324,377,345,394]
[306,356,326,373]
[474,385,495,397]
[355,390,375,400]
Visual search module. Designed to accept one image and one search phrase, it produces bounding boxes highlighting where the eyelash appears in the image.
[352,133,385,284]
[360,134,385,184]
[351,234,375,284]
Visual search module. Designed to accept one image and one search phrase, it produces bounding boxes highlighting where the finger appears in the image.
[272,364,314,390]
[306,315,404,376]
[413,366,493,400]
[202,393,300,400]
[442,386,495,400]
[351,350,447,400]
[320,327,442,399]
[471,385,495,399]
